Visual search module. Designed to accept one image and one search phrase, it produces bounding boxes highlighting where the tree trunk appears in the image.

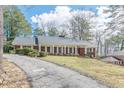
[104,41,107,56]
[100,41,103,56]
[120,39,124,51]
[0,6,3,68]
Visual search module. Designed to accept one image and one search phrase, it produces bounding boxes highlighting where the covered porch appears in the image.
[14,44,96,57]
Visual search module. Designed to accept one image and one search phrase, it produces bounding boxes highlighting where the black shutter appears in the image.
[34,36,39,45]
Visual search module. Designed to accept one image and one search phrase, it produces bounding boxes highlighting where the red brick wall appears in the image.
[41,46,45,51]
[78,48,85,56]
[14,45,20,49]
[33,45,39,50]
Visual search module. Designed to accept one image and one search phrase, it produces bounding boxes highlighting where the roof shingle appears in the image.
[12,36,96,47]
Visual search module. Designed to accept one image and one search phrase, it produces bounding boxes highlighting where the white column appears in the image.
[57,46,59,54]
[52,45,54,54]
[75,46,78,55]
[85,47,87,55]
[50,46,52,54]
[20,45,23,49]
[45,46,47,53]
[72,47,74,55]
[31,45,33,50]
[64,46,66,55]
[38,44,41,52]
[68,47,70,54]
[61,46,63,55]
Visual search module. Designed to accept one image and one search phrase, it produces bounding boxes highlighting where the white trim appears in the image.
[61,46,63,54]
[72,47,74,54]
[85,47,87,54]
[20,45,23,49]
[67,47,69,54]
[45,46,47,53]
[75,46,78,55]
[31,46,33,50]
[38,44,41,52]
[64,46,66,55]
[50,46,51,54]
[52,45,54,54]
[57,46,59,54]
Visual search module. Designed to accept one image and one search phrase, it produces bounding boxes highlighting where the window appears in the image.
[66,47,68,54]
[41,46,45,51]
[47,47,50,53]
[33,46,38,50]
[69,48,72,53]
[63,47,65,53]
[54,47,57,53]
[23,46,31,48]
[59,47,61,53]
[73,48,75,54]
[87,48,91,53]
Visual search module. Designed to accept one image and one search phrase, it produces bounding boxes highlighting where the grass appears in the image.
[41,55,124,88]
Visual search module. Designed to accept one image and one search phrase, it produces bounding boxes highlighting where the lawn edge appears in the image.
[10,61,32,88]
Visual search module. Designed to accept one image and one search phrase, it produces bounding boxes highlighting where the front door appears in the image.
[78,48,85,56]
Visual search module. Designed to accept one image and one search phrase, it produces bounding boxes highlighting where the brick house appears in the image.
[12,36,97,57]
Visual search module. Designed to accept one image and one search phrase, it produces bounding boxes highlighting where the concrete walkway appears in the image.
[4,54,106,88]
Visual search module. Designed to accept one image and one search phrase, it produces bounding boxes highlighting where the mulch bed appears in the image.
[0,58,30,88]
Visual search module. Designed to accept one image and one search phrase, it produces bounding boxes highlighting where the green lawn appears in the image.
[41,55,124,88]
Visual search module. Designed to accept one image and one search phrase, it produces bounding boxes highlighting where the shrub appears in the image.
[15,48,24,54]
[3,44,13,53]
[22,48,34,55]
[28,51,39,57]
[15,48,40,57]
[86,52,94,58]
[39,51,47,57]
[15,48,47,57]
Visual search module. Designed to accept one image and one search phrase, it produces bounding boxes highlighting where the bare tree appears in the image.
[69,14,91,40]
[47,21,59,36]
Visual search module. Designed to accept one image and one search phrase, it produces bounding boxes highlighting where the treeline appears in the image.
[103,6,124,55]
[33,12,92,41]
[3,6,31,42]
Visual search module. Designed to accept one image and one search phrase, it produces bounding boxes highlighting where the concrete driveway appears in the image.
[4,54,106,88]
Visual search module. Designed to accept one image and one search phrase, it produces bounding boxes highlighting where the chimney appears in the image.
[59,35,65,38]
